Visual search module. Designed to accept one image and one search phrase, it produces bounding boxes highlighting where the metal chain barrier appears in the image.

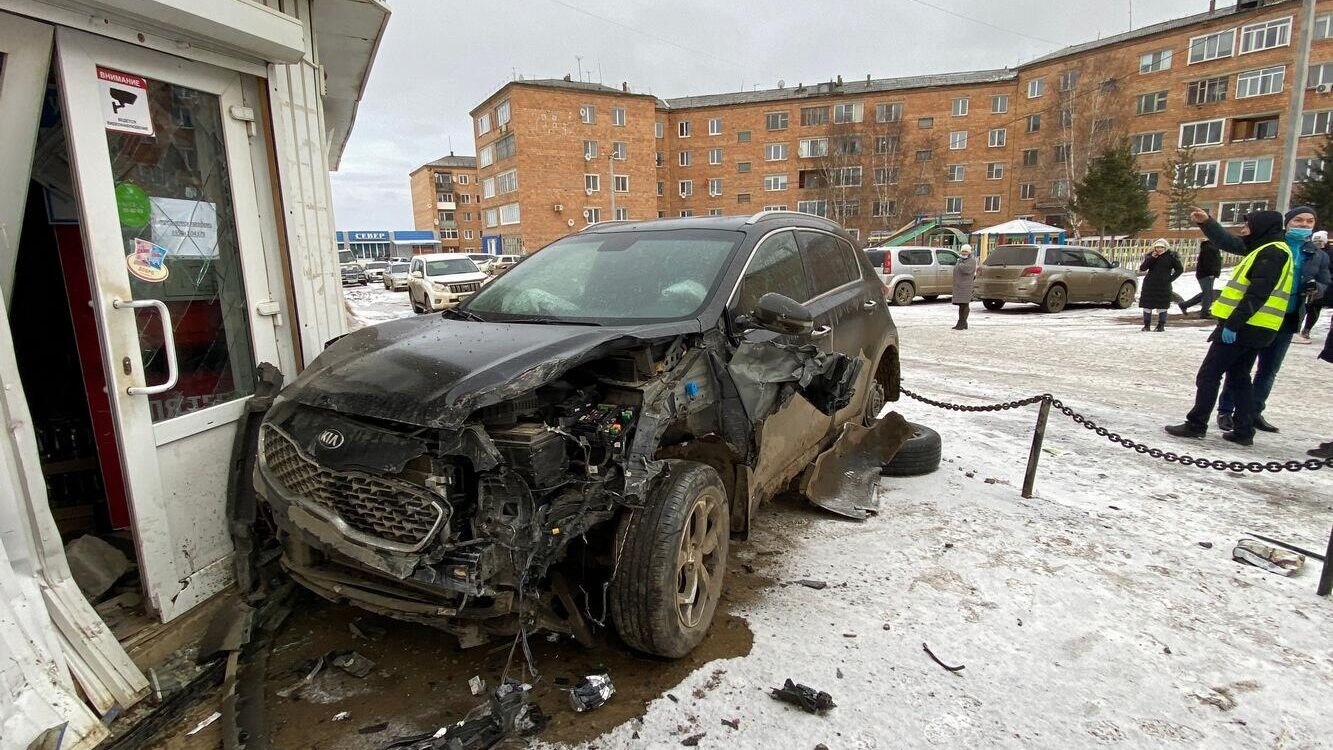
[900,387,1333,473]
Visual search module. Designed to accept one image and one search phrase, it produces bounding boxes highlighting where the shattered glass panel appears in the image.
[106,78,255,422]
[737,230,810,312]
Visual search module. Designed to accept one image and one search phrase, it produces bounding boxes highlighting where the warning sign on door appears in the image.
[98,67,154,136]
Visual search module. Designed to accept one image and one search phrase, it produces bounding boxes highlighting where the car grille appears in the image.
[261,425,444,550]
[449,282,481,294]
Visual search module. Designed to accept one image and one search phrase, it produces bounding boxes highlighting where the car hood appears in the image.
[427,272,489,284]
[279,314,700,430]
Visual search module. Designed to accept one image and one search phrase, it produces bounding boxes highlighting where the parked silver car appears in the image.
[864,245,962,306]
[973,244,1137,313]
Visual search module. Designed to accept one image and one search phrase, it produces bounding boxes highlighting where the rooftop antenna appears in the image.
[576,55,584,82]
[448,135,453,154]
[598,59,604,84]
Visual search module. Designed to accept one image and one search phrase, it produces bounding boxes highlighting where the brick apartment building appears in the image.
[408,154,484,252]
[458,0,1333,252]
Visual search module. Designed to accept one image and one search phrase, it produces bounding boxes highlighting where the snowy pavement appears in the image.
[336,282,1333,749]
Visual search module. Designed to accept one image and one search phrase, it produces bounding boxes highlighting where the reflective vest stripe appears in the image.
[1210,240,1294,331]
[1221,279,1291,301]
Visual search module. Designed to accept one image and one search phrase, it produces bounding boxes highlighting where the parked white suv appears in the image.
[407,254,488,313]
[864,245,961,306]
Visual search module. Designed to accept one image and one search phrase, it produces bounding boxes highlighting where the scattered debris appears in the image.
[350,620,387,641]
[333,711,351,722]
[1017,618,1023,627]
[769,679,836,714]
[841,633,856,638]
[186,711,221,736]
[667,693,679,703]
[468,675,486,696]
[681,733,707,746]
[331,650,377,678]
[569,673,616,713]
[1199,542,1214,549]
[943,542,954,550]
[397,680,547,750]
[817,744,830,750]
[1163,646,1173,655]
[359,722,389,735]
[881,623,891,631]
[276,656,325,699]
[721,718,740,730]
[965,471,975,478]
[1108,505,1121,511]
[1245,532,1325,561]
[835,668,844,679]
[922,643,965,674]
[984,477,999,484]
[793,579,828,590]
[1233,540,1305,577]
[64,535,131,599]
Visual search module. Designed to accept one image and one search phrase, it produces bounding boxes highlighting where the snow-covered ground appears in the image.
[344,280,1333,749]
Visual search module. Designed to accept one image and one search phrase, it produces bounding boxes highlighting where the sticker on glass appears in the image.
[126,237,170,282]
[115,182,151,228]
[98,67,154,136]
[149,197,218,258]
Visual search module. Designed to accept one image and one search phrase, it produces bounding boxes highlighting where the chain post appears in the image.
[1021,396,1052,499]
[1319,524,1333,597]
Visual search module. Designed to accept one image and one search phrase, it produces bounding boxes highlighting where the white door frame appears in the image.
[0,11,53,306]
[55,27,280,620]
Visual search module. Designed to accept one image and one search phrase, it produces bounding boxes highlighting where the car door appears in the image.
[1057,248,1091,300]
[1080,249,1118,300]
[935,248,960,296]
[409,258,424,302]
[796,230,872,429]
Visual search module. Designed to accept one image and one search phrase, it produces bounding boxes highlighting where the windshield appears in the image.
[389,263,410,272]
[338,250,355,264]
[463,229,742,322]
[468,254,492,263]
[426,258,480,276]
[367,261,388,269]
[984,245,1038,266]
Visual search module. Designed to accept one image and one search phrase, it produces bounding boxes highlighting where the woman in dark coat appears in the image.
[951,243,977,330]
[1139,238,1184,331]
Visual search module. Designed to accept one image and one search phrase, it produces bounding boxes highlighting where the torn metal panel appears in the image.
[800,412,912,520]
[726,340,860,419]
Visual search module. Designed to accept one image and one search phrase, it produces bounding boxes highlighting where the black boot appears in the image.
[1155,311,1166,332]
[1165,423,1206,439]
[1253,415,1278,433]
[1142,312,1151,331]
[1217,413,1235,432]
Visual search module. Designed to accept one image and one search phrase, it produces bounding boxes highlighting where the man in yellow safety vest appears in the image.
[1165,210,1294,445]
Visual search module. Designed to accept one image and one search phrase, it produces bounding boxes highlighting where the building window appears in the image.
[580,104,596,124]
[464,230,474,240]
[496,169,518,194]
[1309,62,1333,89]
[916,149,933,162]
[585,207,602,224]
[1139,171,1159,191]
[876,102,902,122]
[456,174,469,185]
[1219,200,1269,225]
[944,196,962,214]
[678,180,693,197]
[1139,49,1172,74]
[479,144,494,168]
[914,183,932,195]
[1180,160,1220,188]
[495,134,516,160]
[766,112,789,130]
[707,208,723,216]
[1059,69,1079,91]
[499,203,520,225]
[584,174,600,193]
[1019,182,1036,200]
[833,102,864,123]
[655,121,664,139]
[1297,157,1326,180]
[1130,132,1164,154]
[1051,179,1069,198]
[834,136,862,155]
[951,97,969,116]
[476,112,492,135]
[830,166,862,186]
[764,174,789,191]
[1180,119,1225,147]
[1236,66,1285,98]
[679,209,694,217]
[832,199,859,218]
[612,141,628,160]
[1022,149,1039,167]
[736,194,751,204]
[1059,105,1073,128]
[656,151,664,167]
[763,204,788,211]
[1301,110,1333,137]
[614,174,630,193]
[800,106,829,126]
[798,137,828,158]
[946,164,965,182]
[918,116,934,128]
[1224,157,1274,185]
[1317,13,1333,40]
[679,120,692,137]
[1028,78,1045,98]
[1136,91,1168,114]
[1026,114,1041,133]
[709,117,723,135]
[440,228,458,240]
[1054,143,1071,163]
[738,161,752,173]
[582,140,599,162]
[615,207,630,220]
[737,130,751,143]
[496,100,511,126]
[708,177,723,196]
[992,94,1009,113]
[1232,116,1279,141]
[983,195,1001,212]
[796,200,827,217]
[708,148,723,165]
[949,130,968,149]
[482,177,496,199]
[1187,75,1229,105]
[439,192,455,203]
[612,107,626,126]
[986,162,1004,180]
[1189,28,1235,63]
[1240,17,1291,54]
[657,181,664,197]
[874,135,900,154]
[679,150,692,167]
[874,167,899,185]
[765,143,789,161]
[872,200,896,217]
[988,128,1007,147]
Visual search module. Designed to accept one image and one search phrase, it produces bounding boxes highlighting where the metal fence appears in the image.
[1071,238,1231,272]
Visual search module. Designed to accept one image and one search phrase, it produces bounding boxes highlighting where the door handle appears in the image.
[862,299,877,308]
[810,325,832,338]
[112,298,178,396]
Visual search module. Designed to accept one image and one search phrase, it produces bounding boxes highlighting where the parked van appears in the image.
[865,245,962,305]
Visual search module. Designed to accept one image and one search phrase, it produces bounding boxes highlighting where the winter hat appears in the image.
[1243,210,1286,250]
[1314,230,1328,241]
[1284,206,1316,224]
[959,243,973,254]
[1151,239,1170,249]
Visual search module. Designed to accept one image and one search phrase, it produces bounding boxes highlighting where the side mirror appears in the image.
[742,293,814,336]
[411,270,424,278]
[1110,261,1120,268]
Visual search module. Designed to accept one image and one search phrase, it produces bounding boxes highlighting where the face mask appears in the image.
[1287,227,1313,242]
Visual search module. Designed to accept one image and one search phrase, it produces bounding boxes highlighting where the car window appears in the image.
[410,259,422,274]
[390,263,409,272]
[737,231,812,312]
[797,231,859,295]
[1058,249,1086,267]
[901,248,933,266]
[427,259,480,276]
[936,249,959,266]
[984,246,1038,266]
[863,248,887,269]
[1043,248,1062,265]
[1081,250,1112,269]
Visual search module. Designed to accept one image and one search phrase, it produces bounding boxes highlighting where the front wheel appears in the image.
[1041,284,1067,313]
[610,461,729,658]
[892,281,915,306]
[1111,282,1135,309]
[982,299,1004,311]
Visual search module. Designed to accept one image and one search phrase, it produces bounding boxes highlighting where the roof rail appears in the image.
[743,209,835,225]
[576,219,636,233]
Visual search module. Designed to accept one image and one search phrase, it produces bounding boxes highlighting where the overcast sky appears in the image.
[330,0,1214,230]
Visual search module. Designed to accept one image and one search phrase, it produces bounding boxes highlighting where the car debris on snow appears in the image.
[331,650,376,678]
[721,718,740,729]
[568,673,616,712]
[792,579,827,590]
[385,680,547,750]
[769,678,836,714]
[681,732,707,746]
[186,711,221,736]
[333,711,351,721]
[1232,539,1305,576]
[468,675,486,696]
[922,642,966,674]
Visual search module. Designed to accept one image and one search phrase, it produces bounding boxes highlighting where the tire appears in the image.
[410,291,425,314]
[982,299,1004,311]
[922,295,939,302]
[892,281,915,306]
[1040,284,1067,313]
[610,461,729,658]
[384,279,392,290]
[1111,281,1135,309]
[881,422,942,477]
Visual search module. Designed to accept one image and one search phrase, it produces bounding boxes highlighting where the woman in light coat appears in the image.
[952,243,977,330]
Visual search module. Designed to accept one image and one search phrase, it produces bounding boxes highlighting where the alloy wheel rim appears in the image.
[676,488,724,629]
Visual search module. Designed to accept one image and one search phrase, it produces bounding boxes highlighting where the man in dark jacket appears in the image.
[1297,230,1332,344]
[1166,210,1294,445]
[1178,239,1222,318]
[1187,205,1328,435]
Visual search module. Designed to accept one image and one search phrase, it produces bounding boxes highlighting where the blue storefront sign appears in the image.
[348,230,389,242]
[482,234,502,255]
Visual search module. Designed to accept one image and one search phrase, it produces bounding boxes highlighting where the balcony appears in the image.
[437,201,457,210]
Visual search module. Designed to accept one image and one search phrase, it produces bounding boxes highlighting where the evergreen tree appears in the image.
[1069,138,1156,237]
[1162,146,1199,230]
[1293,133,1333,227]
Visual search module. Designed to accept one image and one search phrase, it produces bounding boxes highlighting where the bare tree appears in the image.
[1046,59,1126,236]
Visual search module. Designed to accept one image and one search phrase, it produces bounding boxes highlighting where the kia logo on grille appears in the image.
[317,429,345,450]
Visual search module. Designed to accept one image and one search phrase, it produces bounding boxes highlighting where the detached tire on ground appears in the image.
[610,460,729,658]
[881,422,942,477]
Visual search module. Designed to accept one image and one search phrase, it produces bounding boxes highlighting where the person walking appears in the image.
[951,243,977,330]
[1139,239,1183,331]
[1165,210,1294,446]
[1297,229,1332,343]
[1192,206,1329,433]
[1178,239,1221,319]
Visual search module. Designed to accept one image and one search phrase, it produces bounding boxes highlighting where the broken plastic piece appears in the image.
[800,412,911,520]
[568,673,616,712]
[468,675,485,696]
[769,678,835,714]
[1233,539,1305,576]
[186,711,221,736]
[330,650,376,678]
[333,711,351,722]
